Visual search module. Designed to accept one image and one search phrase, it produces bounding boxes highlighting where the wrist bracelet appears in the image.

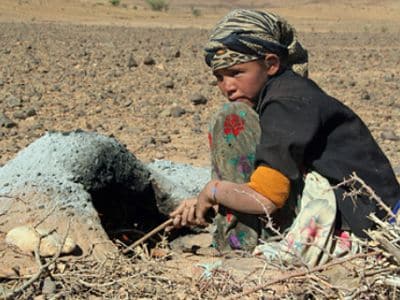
[211,181,219,204]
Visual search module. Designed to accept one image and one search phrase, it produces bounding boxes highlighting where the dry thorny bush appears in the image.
[1,173,400,299]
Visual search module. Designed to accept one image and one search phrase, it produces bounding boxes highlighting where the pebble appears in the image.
[190,93,208,105]
[381,130,400,141]
[31,122,44,130]
[192,113,201,124]
[26,108,37,117]
[170,106,186,117]
[42,276,56,296]
[0,113,17,128]
[123,100,132,107]
[189,152,198,159]
[384,73,395,82]
[13,111,27,120]
[6,95,22,108]
[360,89,371,100]
[158,135,171,144]
[127,54,138,68]
[348,80,356,87]
[143,136,156,146]
[160,109,171,118]
[163,80,174,89]
[143,56,156,65]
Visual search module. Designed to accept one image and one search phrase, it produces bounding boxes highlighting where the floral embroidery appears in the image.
[229,154,255,178]
[226,212,233,223]
[228,234,241,249]
[301,217,322,243]
[223,114,245,143]
[337,231,351,250]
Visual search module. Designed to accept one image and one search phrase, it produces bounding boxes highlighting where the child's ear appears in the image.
[264,54,280,76]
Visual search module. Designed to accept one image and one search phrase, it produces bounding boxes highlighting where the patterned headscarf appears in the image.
[204,9,308,77]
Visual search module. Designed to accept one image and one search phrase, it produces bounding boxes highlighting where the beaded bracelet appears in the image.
[211,181,219,204]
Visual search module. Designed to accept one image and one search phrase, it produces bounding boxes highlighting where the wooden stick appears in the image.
[228,250,381,300]
[122,219,173,254]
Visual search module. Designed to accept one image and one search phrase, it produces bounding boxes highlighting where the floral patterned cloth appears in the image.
[208,102,263,252]
[208,102,359,266]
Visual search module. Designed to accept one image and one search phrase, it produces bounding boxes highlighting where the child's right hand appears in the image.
[167,198,198,230]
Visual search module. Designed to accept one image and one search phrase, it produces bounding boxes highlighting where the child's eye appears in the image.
[231,70,243,77]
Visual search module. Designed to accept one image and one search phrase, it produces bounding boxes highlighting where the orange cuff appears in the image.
[247,166,290,208]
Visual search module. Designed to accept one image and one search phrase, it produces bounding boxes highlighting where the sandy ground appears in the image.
[0,0,399,174]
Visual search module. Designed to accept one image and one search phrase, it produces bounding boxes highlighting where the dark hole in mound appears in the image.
[90,184,168,250]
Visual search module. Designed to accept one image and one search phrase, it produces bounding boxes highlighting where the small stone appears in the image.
[31,122,43,130]
[160,109,171,118]
[143,136,156,146]
[0,113,17,128]
[381,130,400,141]
[174,50,181,58]
[189,152,198,159]
[163,80,174,89]
[127,54,138,69]
[143,56,156,65]
[384,73,395,82]
[123,100,132,107]
[13,111,27,120]
[192,127,202,134]
[190,93,208,105]
[360,89,371,100]
[26,108,37,117]
[158,135,171,144]
[6,225,76,256]
[6,95,22,108]
[348,80,356,87]
[51,84,61,92]
[42,277,56,296]
[0,79,4,87]
[170,106,186,117]
[193,113,201,124]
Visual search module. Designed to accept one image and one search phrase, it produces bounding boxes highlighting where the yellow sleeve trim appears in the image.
[247,166,290,208]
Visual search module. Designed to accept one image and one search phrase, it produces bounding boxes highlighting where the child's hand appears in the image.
[167,198,197,231]
[195,182,217,226]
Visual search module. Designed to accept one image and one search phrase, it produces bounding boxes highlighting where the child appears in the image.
[170,9,400,266]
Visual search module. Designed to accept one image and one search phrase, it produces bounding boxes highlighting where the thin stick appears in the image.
[227,250,381,300]
[122,219,173,254]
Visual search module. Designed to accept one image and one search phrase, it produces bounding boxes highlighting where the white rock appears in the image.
[6,225,76,257]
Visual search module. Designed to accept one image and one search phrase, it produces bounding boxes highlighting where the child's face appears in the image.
[213,60,270,107]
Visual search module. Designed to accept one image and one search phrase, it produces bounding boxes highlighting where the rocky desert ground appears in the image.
[0,0,399,298]
[0,0,399,171]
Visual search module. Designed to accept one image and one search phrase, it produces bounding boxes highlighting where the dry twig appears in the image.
[228,250,381,299]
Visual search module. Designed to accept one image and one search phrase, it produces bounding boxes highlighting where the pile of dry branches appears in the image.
[1,173,400,299]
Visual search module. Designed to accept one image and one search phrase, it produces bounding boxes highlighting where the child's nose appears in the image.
[220,77,237,95]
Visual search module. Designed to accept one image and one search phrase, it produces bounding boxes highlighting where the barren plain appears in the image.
[0,0,399,172]
[0,0,399,298]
